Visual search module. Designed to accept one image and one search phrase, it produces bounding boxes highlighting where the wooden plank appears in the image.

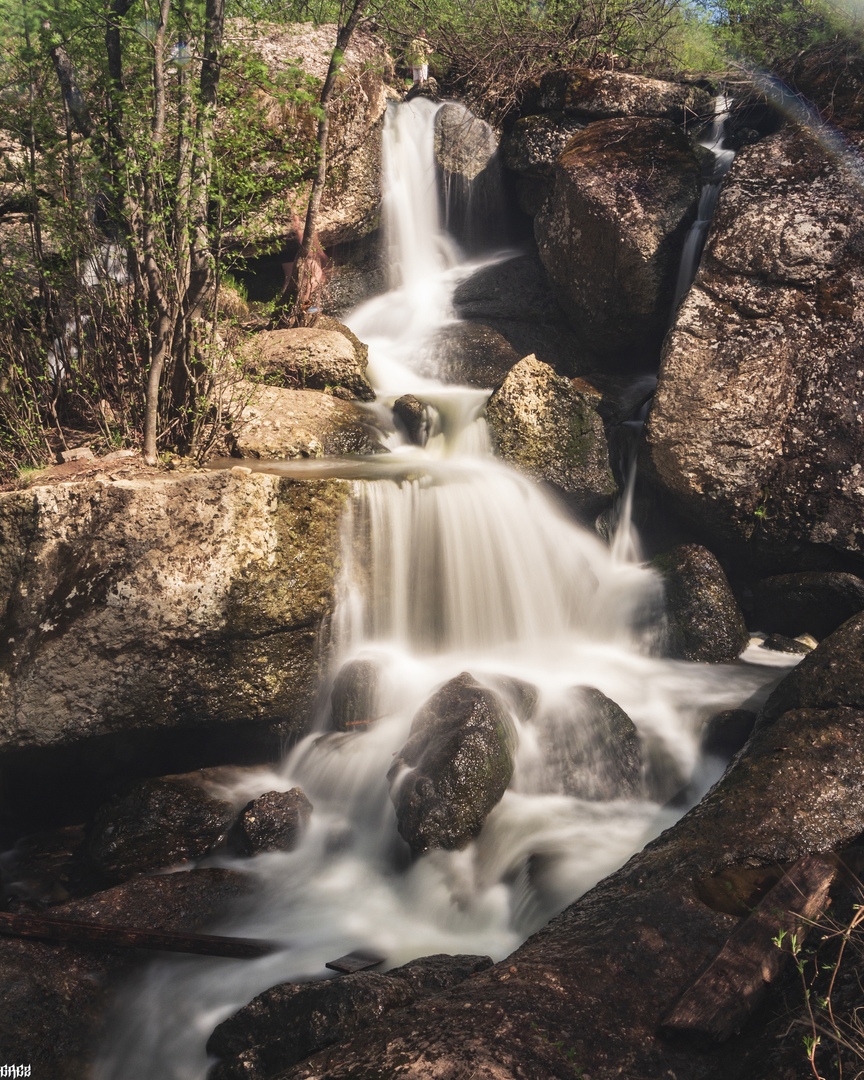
[0,909,279,959]
[661,853,836,1043]
[325,950,386,974]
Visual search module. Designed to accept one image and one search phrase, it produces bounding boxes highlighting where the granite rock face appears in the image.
[643,127,864,569]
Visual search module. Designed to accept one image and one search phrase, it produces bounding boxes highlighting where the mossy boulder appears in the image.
[485,354,616,516]
[652,543,748,662]
[387,673,516,854]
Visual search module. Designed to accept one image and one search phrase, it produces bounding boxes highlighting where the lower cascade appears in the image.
[95,98,788,1080]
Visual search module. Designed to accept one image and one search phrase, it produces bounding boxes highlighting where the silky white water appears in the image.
[95,98,792,1080]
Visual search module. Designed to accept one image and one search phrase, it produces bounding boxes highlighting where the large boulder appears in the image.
[534,117,702,360]
[207,954,493,1080]
[230,383,381,459]
[652,544,749,662]
[427,322,520,388]
[229,787,313,856]
[242,327,374,401]
[0,470,347,774]
[387,673,516,854]
[433,102,503,250]
[752,571,864,640]
[643,126,864,570]
[533,68,714,124]
[224,22,393,251]
[485,354,617,516]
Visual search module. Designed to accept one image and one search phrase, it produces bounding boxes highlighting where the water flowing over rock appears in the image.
[486,354,617,515]
[652,544,748,663]
[242,327,375,401]
[0,472,347,766]
[643,126,864,570]
[330,659,381,732]
[229,384,382,459]
[428,321,520,387]
[206,954,493,1080]
[534,117,702,360]
[87,778,235,881]
[387,673,516,854]
[433,102,503,250]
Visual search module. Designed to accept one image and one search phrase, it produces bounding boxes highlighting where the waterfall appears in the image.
[672,95,736,310]
[94,98,790,1080]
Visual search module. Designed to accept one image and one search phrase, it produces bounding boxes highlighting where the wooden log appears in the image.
[0,909,279,959]
[661,853,836,1042]
[325,950,386,974]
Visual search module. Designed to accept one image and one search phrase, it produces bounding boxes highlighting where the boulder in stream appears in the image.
[427,321,520,388]
[485,354,617,516]
[652,544,748,662]
[206,953,493,1080]
[643,126,864,571]
[87,778,236,880]
[534,116,702,360]
[751,571,864,640]
[229,788,313,856]
[330,659,382,732]
[387,673,516,854]
[433,102,503,250]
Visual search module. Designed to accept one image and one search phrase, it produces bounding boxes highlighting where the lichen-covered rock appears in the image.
[387,673,516,854]
[0,470,347,761]
[535,117,702,359]
[230,383,381,459]
[206,954,493,1080]
[752,571,864,640]
[534,68,713,123]
[652,544,748,662]
[485,354,616,515]
[501,113,586,216]
[428,321,519,388]
[229,788,313,855]
[529,686,643,800]
[0,868,250,1080]
[87,778,235,880]
[243,327,374,401]
[643,127,864,568]
[330,659,382,732]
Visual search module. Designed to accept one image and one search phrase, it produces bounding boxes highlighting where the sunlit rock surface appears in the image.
[644,126,864,570]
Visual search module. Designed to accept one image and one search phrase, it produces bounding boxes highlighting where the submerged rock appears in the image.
[485,354,616,516]
[534,117,702,360]
[206,953,493,1080]
[387,673,516,854]
[243,327,375,401]
[87,778,235,880]
[229,383,382,459]
[229,788,313,856]
[752,571,864,640]
[643,126,864,569]
[330,659,382,732]
[531,686,643,800]
[652,544,748,662]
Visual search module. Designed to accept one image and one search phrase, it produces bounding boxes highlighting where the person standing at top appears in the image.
[406,31,432,83]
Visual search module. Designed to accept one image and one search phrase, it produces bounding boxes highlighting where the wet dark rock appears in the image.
[330,659,382,732]
[486,354,617,517]
[229,789,313,856]
[534,117,702,360]
[433,102,503,251]
[643,127,864,570]
[0,868,250,1080]
[533,686,643,800]
[652,544,748,663]
[485,676,540,723]
[701,708,757,757]
[206,953,492,1080]
[392,395,429,446]
[427,322,519,388]
[760,611,864,726]
[451,253,587,374]
[752,572,864,640]
[762,633,811,655]
[387,673,516,854]
[87,778,235,881]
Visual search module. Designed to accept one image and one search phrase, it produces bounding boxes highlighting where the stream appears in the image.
[94,97,794,1080]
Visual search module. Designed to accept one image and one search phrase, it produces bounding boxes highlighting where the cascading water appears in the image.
[95,98,792,1080]
[672,95,736,310]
